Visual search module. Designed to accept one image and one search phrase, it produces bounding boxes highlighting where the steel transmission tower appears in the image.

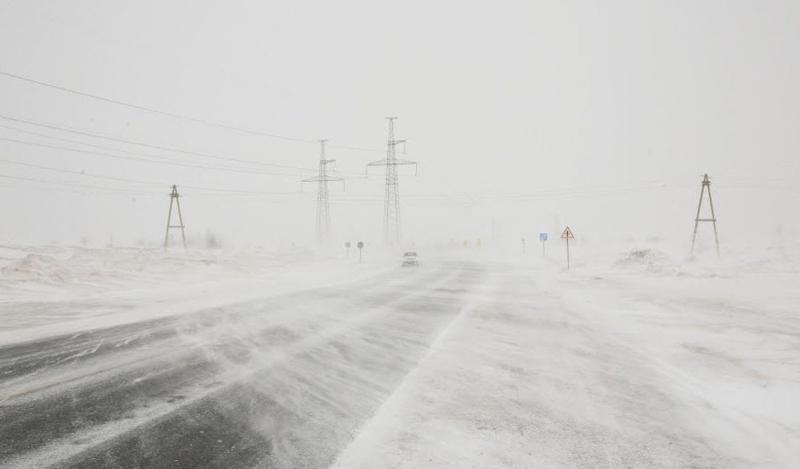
[302,140,344,245]
[367,117,417,246]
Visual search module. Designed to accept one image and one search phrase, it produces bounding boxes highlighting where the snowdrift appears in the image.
[613,248,677,275]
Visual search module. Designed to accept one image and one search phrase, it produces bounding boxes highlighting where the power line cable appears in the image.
[0,115,317,173]
[0,122,295,173]
[0,158,161,187]
[0,157,299,195]
[0,70,384,153]
[0,166,301,197]
[0,172,156,195]
[0,115,364,176]
[0,136,314,178]
[0,122,193,167]
[4,185,162,197]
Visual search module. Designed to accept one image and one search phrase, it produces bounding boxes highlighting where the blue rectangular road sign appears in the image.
[539,233,548,242]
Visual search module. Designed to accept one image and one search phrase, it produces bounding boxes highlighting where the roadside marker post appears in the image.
[560,227,575,270]
[357,241,364,263]
[522,237,526,254]
[345,241,351,258]
[539,232,548,257]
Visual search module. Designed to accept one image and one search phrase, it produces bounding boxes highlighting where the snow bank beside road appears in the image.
[1,253,73,284]
[0,244,391,346]
[0,244,318,296]
[613,248,678,275]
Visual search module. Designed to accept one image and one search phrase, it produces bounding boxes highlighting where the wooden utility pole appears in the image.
[164,185,187,249]
[691,174,720,256]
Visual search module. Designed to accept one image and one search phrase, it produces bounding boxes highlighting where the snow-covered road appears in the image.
[1,256,798,468]
[334,261,800,469]
[0,261,486,468]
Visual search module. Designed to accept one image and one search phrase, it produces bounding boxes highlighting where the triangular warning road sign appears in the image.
[560,226,575,239]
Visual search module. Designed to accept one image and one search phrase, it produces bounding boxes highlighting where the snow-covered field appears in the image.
[0,244,390,345]
[1,241,798,468]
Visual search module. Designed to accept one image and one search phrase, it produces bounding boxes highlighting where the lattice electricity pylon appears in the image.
[691,173,720,256]
[366,117,417,246]
[302,140,344,245]
[164,184,187,249]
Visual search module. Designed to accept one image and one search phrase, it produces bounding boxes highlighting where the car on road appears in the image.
[402,251,419,267]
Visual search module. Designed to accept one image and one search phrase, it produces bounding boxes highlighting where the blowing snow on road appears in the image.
[1,246,798,469]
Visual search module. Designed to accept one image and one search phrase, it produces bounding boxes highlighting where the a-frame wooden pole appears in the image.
[164,185,187,249]
[691,174,719,256]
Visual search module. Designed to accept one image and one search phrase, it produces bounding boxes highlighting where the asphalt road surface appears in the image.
[0,261,486,469]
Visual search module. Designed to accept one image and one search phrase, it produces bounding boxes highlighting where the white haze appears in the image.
[3,3,800,468]
[0,0,798,250]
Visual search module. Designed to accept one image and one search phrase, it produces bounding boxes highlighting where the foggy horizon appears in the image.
[1,1,797,248]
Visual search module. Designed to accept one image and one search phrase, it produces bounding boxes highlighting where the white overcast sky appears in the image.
[0,0,798,248]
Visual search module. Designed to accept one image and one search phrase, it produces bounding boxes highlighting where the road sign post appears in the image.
[560,227,574,270]
[345,241,351,257]
[357,241,364,263]
[539,232,548,257]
